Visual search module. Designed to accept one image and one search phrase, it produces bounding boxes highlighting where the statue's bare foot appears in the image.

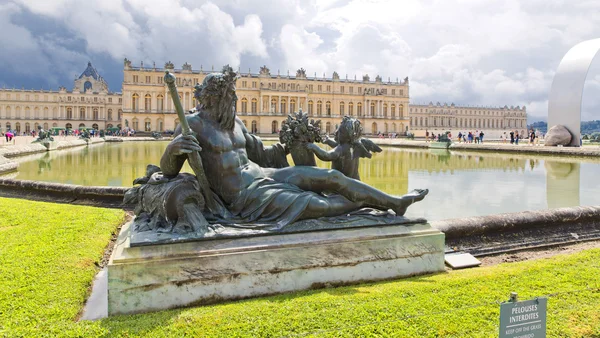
[392,189,429,216]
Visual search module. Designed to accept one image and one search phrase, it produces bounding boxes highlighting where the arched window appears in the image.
[392,123,396,132]
[348,102,354,116]
[92,123,99,130]
[391,104,396,118]
[34,107,40,118]
[43,107,48,118]
[251,98,258,113]
[370,102,376,116]
[325,101,331,116]
[357,102,362,117]
[67,107,73,119]
[25,106,30,118]
[308,101,314,115]
[52,123,57,127]
[157,119,163,131]
[271,120,278,133]
[290,98,296,113]
[383,104,388,117]
[251,120,258,134]
[270,98,277,113]
[132,118,138,131]
[132,93,139,111]
[16,107,21,117]
[15,122,21,133]
[65,123,72,130]
[144,118,151,131]
[5,122,10,131]
[399,104,404,118]
[107,123,113,129]
[144,94,151,111]
[43,123,48,130]
[84,81,92,92]
[107,109,113,121]
[80,107,86,119]
[317,101,322,116]
[371,122,377,134]
[339,102,345,115]
[241,98,248,113]
[79,123,85,128]
[280,98,287,114]
[34,122,39,131]
[420,117,423,127]
[157,94,164,111]
[384,123,388,133]
[93,108,99,120]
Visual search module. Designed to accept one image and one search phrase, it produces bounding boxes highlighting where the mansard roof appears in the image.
[79,62,101,80]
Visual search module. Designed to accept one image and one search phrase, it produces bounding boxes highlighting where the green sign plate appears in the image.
[499,297,547,338]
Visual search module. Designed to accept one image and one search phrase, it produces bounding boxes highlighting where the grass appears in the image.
[0,197,599,337]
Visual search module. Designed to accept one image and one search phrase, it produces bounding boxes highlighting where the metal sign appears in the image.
[499,297,547,338]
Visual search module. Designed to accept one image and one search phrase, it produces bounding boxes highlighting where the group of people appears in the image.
[456,131,485,143]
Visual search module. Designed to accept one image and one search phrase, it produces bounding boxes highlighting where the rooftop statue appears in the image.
[126,65,428,244]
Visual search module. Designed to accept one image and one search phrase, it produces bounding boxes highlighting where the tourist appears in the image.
[458,132,462,143]
[462,133,466,143]
[510,131,515,144]
[515,131,520,145]
[529,129,535,146]
[479,131,484,143]
[467,132,473,143]
[425,130,430,142]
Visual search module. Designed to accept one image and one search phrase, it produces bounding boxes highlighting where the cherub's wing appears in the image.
[360,138,382,153]
[352,142,373,159]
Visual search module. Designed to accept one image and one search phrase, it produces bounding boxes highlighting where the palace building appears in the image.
[0,60,527,137]
[0,62,122,134]
[121,60,410,135]
[409,102,528,138]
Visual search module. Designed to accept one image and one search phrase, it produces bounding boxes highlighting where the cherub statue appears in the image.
[306,116,382,180]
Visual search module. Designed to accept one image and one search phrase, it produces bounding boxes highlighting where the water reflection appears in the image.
[3,142,599,220]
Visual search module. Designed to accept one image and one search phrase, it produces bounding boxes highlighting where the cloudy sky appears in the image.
[1,0,599,122]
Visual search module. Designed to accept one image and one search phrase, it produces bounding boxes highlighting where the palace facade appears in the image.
[121,60,410,135]
[409,102,528,138]
[0,62,122,133]
[0,61,528,137]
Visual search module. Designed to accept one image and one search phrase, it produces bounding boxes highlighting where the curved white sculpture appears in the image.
[548,38,600,146]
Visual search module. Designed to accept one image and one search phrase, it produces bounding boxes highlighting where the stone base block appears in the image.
[107,222,445,316]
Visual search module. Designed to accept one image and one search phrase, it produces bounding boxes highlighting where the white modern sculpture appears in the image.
[548,38,600,147]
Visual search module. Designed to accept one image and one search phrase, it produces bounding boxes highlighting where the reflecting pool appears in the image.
[4,141,599,221]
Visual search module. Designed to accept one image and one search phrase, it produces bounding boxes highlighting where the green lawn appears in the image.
[0,197,599,337]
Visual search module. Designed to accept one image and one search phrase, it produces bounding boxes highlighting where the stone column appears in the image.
[268,95,272,113]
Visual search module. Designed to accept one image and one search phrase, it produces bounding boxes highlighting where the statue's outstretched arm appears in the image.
[306,143,341,161]
[160,125,190,177]
[322,136,339,148]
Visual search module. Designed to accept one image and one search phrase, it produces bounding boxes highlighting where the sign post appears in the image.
[499,293,547,338]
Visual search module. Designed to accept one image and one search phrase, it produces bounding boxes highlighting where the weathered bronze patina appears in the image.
[126,66,428,243]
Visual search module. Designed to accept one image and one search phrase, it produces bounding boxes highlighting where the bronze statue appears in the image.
[306,116,381,180]
[127,66,428,242]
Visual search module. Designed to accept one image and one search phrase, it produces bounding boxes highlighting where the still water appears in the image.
[4,141,599,221]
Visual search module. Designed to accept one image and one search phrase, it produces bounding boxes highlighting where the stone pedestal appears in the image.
[107,221,445,316]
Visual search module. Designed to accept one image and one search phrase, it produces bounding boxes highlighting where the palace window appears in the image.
[370,102,376,116]
[145,94,151,111]
[357,102,362,117]
[252,81,257,88]
[308,101,314,115]
[399,89,404,96]
[146,76,151,83]
[317,101,322,115]
[251,120,258,133]
[383,104,388,117]
[241,98,248,113]
[67,107,73,119]
[108,109,113,121]
[392,89,395,95]
[93,108,99,120]
[317,85,322,92]
[280,98,287,114]
[340,86,344,93]
[339,102,345,115]
[391,104,396,118]
[349,102,354,116]
[290,99,296,113]
[157,94,164,111]
[326,85,331,92]
[145,118,151,132]
[133,75,138,82]
[242,81,247,88]
[349,87,353,94]
[326,101,331,116]
[251,98,258,113]
[399,104,404,118]
[80,107,86,119]
[132,93,139,111]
